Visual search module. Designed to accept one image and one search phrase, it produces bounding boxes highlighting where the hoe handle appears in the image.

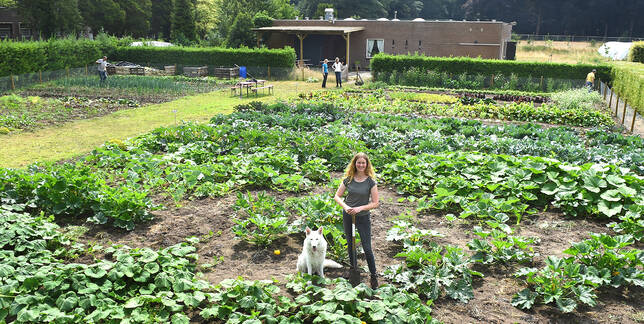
[351,213,357,268]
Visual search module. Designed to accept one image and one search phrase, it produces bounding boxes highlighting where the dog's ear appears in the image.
[317,227,323,234]
[305,227,311,235]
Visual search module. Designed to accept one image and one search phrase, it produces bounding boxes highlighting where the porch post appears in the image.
[256,32,261,48]
[297,33,307,68]
[343,33,350,70]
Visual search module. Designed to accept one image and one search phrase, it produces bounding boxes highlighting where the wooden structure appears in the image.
[214,67,240,79]
[183,66,209,77]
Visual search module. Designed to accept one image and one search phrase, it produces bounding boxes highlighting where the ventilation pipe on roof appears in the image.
[325,8,334,21]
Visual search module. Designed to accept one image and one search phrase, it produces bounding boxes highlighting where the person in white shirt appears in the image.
[95,56,108,83]
[332,57,343,88]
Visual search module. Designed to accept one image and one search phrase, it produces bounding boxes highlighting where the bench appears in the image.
[251,85,274,96]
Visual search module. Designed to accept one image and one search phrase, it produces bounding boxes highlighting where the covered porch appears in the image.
[254,26,364,70]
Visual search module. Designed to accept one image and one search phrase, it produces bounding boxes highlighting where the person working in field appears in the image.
[96,56,108,83]
[585,69,596,92]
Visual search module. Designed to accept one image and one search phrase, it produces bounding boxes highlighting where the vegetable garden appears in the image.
[1,83,643,323]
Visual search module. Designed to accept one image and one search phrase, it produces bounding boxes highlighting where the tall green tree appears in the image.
[226,11,255,47]
[0,0,16,7]
[171,0,197,43]
[150,0,173,39]
[116,0,151,37]
[17,0,83,37]
[79,0,126,35]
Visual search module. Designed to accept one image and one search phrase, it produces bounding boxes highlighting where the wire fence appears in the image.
[515,34,644,43]
[0,64,296,93]
[600,81,643,135]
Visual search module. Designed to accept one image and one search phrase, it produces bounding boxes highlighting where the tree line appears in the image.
[2,0,641,44]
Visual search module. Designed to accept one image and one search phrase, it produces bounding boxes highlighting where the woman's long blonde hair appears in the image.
[343,152,375,182]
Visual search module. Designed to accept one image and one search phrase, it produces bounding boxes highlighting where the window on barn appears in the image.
[366,39,384,58]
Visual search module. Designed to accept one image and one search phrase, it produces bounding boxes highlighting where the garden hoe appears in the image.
[349,213,361,286]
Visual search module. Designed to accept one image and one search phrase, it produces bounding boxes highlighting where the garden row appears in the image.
[0,75,233,133]
[1,99,641,229]
[370,54,644,115]
[297,88,613,128]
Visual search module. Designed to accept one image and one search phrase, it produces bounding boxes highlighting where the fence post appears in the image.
[614,94,619,116]
[10,75,15,90]
[539,76,544,91]
[608,88,613,110]
[603,82,607,100]
[490,74,495,88]
[39,70,42,83]
[268,66,271,80]
[621,100,628,125]
[631,111,638,133]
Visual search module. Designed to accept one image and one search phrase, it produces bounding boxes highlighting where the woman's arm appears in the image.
[334,182,353,212]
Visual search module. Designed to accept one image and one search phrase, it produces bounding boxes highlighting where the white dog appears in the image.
[296,227,342,277]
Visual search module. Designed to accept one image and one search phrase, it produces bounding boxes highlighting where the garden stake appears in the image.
[539,76,543,91]
[490,74,494,88]
[268,66,271,80]
[608,89,613,110]
[349,213,361,287]
[39,70,42,83]
[630,111,638,133]
[621,99,628,125]
[10,75,15,90]
[614,94,620,117]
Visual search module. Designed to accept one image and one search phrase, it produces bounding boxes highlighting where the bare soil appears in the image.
[79,185,644,324]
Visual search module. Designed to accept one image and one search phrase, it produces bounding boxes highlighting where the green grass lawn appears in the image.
[0,80,328,168]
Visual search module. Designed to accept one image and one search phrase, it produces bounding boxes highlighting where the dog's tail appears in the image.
[323,259,343,269]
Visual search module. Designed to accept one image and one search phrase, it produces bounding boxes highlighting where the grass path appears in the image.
[0,81,326,168]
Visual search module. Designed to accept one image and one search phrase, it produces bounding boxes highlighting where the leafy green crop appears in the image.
[512,233,644,313]
[384,242,482,303]
[0,203,213,323]
[232,191,291,247]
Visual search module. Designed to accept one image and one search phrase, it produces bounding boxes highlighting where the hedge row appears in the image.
[370,54,612,83]
[0,38,115,77]
[611,62,644,115]
[0,39,296,77]
[629,41,644,63]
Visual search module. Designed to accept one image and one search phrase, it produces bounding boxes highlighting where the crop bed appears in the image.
[0,75,236,133]
[1,88,643,323]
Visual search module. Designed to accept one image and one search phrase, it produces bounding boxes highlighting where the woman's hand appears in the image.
[346,206,363,215]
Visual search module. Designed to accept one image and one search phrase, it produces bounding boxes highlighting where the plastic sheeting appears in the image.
[130,41,174,47]
[597,42,632,60]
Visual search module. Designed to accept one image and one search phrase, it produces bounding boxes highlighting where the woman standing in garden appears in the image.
[322,58,329,88]
[332,57,343,88]
[334,152,380,288]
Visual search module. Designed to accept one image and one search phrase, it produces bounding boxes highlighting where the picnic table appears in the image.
[230,79,272,98]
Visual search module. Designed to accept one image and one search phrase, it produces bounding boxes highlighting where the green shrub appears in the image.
[370,53,612,84]
[0,38,296,77]
[628,41,644,63]
[611,63,644,115]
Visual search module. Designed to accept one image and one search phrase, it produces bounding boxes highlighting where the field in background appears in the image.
[516,40,612,64]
